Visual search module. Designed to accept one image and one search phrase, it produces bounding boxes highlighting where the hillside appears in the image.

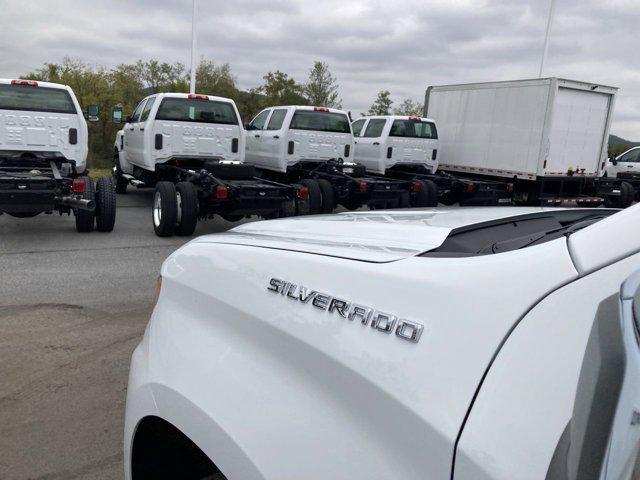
[609,134,640,148]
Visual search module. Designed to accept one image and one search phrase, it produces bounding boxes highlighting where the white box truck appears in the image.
[425,78,634,207]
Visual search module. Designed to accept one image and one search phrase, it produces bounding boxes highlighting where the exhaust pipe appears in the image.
[56,196,96,212]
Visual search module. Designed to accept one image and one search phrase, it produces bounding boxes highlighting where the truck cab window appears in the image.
[266,109,287,130]
[352,119,366,137]
[130,100,147,123]
[362,119,386,138]
[249,110,270,130]
[140,97,155,122]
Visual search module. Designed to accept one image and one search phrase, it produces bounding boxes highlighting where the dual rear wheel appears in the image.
[153,182,198,237]
[76,176,116,233]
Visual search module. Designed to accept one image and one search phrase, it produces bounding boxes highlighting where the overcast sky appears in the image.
[1,0,638,138]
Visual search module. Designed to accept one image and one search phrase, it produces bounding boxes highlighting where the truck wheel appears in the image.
[280,199,296,218]
[317,179,335,213]
[113,152,128,194]
[175,182,199,236]
[75,176,95,233]
[296,197,310,216]
[412,180,438,207]
[398,192,411,208]
[153,182,178,237]
[301,179,322,214]
[95,177,116,232]
[604,181,634,208]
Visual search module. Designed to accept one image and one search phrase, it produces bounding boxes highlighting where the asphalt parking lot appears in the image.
[0,188,253,480]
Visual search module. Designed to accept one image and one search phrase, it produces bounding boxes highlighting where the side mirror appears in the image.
[246,123,255,131]
[112,106,123,124]
[612,158,618,166]
[86,104,99,122]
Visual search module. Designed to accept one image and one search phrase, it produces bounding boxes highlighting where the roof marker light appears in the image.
[188,94,209,100]
[11,80,38,87]
[313,107,329,112]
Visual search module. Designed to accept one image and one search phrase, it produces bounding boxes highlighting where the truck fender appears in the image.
[114,130,133,174]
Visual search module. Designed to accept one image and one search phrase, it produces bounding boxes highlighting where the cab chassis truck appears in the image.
[112,93,308,237]
[424,78,634,208]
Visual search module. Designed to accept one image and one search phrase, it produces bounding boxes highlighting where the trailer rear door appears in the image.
[545,87,611,177]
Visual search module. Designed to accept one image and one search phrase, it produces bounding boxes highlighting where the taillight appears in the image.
[231,138,239,153]
[543,159,547,169]
[466,182,475,192]
[359,182,367,193]
[215,185,228,199]
[297,186,309,200]
[506,183,514,193]
[313,107,329,112]
[11,79,38,87]
[72,177,87,193]
[412,180,421,193]
[432,149,437,161]
[288,141,295,155]
[155,134,163,150]
[68,128,78,145]
[387,147,393,159]
[187,94,209,100]
[344,144,350,157]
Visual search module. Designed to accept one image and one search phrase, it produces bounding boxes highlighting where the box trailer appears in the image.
[425,78,633,207]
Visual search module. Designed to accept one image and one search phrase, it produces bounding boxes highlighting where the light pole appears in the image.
[189,0,197,94]
[539,0,557,78]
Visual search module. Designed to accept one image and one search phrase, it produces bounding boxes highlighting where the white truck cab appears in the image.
[0,78,90,172]
[606,146,640,178]
[244,106,354,172]
[351,115,439,174]
[114,92,245,177]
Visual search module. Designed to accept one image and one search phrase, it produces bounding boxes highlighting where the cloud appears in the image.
[0,0,638,138]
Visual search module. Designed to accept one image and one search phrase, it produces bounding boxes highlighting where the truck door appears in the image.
[262,108,288,164]
[356,118,387,173]
[124,99,147,165]
[245,109,271,167]
[136,97,156,169]
[610,147,640,178]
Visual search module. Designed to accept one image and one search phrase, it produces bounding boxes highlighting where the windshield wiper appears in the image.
[478,215,606,254]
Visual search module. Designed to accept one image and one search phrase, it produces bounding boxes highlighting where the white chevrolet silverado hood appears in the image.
[194,207,561,262]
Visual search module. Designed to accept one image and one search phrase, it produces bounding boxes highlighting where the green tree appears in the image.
[258,70,307,106]
[136,60,187,93]
[304,61,342,108]
[195,59,239,99]
[368,90,393,115]
[394,99,423,116]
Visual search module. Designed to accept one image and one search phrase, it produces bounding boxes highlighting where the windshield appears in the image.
[155,98,239,125]
[290,110,351,134]
[389,120,437,139]
[0,84,76,114]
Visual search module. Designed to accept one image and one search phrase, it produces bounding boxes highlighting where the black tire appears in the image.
[8,212,40,218]
[301,179,322,214]
[280,199,296,218]
[75,176,95,232]
[113,152,128,194]
[317,179,335,213]
[604,181,635,208]
[296,197,310,216]
[95,177,117,232]
[153,182,178,237]
[175,182,198,236]
[412,179,438,207]
[397,192,411,208]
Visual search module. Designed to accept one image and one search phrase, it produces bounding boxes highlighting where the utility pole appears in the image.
[189,0,197,94]
[539,0,556,78]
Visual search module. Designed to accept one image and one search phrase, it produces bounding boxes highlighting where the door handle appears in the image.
[373,142,380,145]
[254,134,261,138]
[273,135,280,139]
[628,165,634,168]
[354,141,358,144]
[128,128,134,131]
[140,128,145,131]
